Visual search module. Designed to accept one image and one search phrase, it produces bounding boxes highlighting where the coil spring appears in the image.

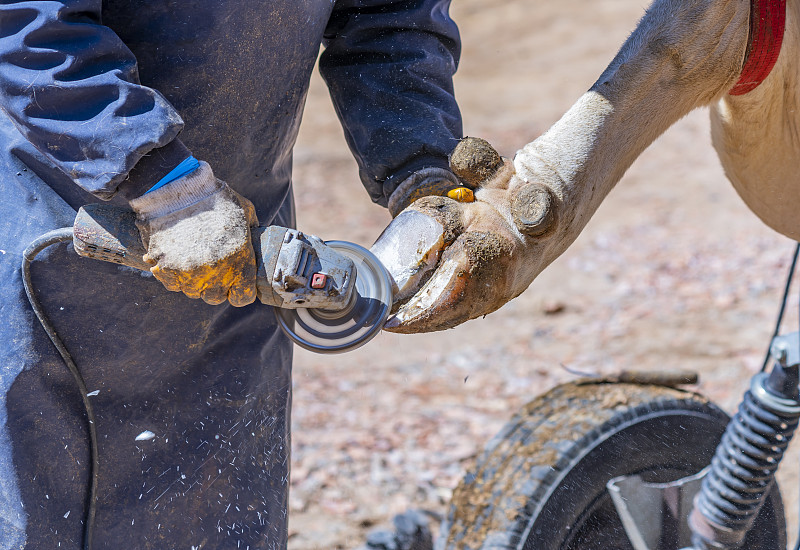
[694,385,800,536]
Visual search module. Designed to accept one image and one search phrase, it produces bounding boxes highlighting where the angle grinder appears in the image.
[71,204,393,353]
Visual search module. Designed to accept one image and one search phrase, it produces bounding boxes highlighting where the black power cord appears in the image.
[22,228,98,550]
[761,242,800,373]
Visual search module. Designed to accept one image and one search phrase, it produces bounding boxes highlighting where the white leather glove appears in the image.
[129,161,259,307]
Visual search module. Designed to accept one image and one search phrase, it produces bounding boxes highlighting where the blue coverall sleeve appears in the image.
[320,0,463,207]
[0,0,186,200]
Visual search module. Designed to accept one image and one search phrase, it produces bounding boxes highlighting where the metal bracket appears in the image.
[770,331,800,368]
[607,467,709,550]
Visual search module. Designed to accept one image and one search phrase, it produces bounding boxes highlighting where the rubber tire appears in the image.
[439,381,787,550]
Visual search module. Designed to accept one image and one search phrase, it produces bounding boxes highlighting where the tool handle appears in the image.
[73,204,151,271]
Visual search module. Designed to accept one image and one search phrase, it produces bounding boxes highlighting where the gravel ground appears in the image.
[285,1,800,547]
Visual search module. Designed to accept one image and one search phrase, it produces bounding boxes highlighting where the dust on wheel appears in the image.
[439,381,786,550]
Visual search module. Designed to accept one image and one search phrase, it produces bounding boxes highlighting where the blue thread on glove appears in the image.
[145,156,201,194]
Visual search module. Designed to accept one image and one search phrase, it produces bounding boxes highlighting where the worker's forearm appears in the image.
[0,1,185,199]
[320,0,462,207]
[513,0,750,251]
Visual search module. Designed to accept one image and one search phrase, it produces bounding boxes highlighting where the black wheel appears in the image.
[439,382,786,550]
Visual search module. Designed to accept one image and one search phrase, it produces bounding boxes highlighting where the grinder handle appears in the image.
[73,204,152,271]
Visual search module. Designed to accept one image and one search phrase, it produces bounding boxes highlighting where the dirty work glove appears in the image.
[372,137,559,333]
[129,161,259,307]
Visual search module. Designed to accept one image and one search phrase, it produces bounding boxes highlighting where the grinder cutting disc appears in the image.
[275,241,393,354]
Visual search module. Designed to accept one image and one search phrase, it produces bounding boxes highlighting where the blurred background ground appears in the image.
[288,0,800,547]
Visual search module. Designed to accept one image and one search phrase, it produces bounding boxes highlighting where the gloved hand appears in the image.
[372,138,561,333]
[387,166,463,218]
[129,161,259,307]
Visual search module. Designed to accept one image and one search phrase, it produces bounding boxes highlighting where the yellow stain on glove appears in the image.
[447,187,475,203]
[150,244,257,306]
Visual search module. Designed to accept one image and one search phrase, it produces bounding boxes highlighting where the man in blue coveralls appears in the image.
[0,1,463,548]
